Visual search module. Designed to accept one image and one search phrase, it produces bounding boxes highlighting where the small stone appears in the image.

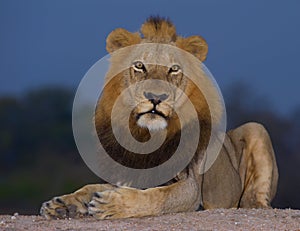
[13,212,19,216]
[0,221,5,225]
[11,216,16,220]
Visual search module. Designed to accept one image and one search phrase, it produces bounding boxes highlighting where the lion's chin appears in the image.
[137,114,167,131]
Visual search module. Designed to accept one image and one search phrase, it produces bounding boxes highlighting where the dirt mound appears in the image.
[1,209,299,231]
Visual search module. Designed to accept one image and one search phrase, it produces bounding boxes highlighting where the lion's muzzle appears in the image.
[135,94,171,131]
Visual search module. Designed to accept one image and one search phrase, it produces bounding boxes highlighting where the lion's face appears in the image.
[124,60,187,131]
[97,17,223,137]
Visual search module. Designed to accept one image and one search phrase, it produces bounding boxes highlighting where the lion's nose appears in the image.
[143,92,169,105]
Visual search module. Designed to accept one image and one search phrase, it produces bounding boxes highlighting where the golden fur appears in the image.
[40,17,278,219]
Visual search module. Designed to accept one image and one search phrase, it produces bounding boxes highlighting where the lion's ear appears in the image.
[106,28,141,53]
[176,36,208,62]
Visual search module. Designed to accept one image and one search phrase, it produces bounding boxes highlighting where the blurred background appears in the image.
[1,0,300,214]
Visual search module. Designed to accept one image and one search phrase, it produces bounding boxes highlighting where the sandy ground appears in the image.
[0,209,299,231]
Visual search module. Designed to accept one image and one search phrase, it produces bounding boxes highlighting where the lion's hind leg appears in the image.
[228,122,278,208]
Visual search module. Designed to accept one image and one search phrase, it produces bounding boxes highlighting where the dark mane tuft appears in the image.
[146,16,173,30]
[141,15,177,42]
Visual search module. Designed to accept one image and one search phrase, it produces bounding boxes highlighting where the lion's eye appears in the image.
[133,61,146,72]
[169,64,181,74]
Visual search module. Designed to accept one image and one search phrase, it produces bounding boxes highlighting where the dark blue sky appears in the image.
[1,0,300,115]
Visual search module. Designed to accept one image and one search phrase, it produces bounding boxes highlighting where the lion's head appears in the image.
[95,16,222,170]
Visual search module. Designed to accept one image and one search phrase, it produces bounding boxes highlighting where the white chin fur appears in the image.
[137,115,167,131]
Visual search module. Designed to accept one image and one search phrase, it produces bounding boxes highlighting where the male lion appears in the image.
[40,17,278,219]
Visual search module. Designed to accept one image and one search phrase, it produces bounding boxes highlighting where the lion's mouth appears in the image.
[135,107,169,131]
[137,108,167,120]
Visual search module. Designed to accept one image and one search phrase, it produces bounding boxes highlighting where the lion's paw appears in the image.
[88,187,141,219]
[40,195,88,219]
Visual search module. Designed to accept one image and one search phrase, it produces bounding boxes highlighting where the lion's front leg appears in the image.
[40,184,115,219]
[88,177,200,219]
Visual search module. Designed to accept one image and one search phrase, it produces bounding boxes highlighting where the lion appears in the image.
[40,16,278,219]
